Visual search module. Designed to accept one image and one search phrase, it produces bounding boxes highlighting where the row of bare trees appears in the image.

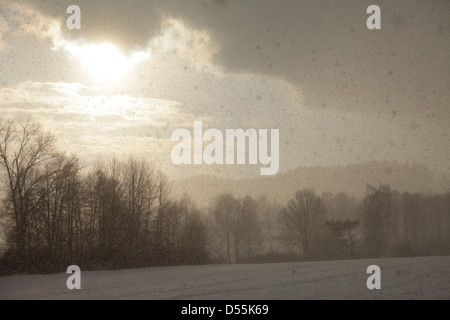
[210,185,450,263]
[211,194,263,263]
[1,119,449,272]
[209,189,358,263]
[362,185,450,257]
[0,120,207,273]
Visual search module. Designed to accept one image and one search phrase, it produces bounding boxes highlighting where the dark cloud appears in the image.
[16,0,162,51]
[16,0,450,119]
[3,0,449,176]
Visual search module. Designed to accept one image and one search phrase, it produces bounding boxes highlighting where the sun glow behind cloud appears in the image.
[2,0,448,180]
[56,40,150,83]
[48,17,217,84]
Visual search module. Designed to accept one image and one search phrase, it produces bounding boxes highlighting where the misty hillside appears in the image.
[173,161,449,206]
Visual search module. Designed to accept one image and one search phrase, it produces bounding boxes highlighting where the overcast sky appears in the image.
[0,0,448,179]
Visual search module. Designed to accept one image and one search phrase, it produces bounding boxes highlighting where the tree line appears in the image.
[209,185,450,263]
[209,186,449,263]
[0,119,449,274]
[0,120,207,273]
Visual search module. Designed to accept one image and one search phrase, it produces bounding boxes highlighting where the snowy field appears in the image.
[0,256,449,300]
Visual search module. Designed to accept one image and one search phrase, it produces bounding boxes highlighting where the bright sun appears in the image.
[82,43,131,81]
[63,42,149,83]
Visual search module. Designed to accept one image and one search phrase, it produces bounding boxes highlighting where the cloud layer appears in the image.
[0,0,449,179]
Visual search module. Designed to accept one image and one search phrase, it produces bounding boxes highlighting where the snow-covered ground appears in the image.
[0,256,449,300]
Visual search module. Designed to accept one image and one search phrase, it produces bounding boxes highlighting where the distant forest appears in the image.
[1,120,449,275]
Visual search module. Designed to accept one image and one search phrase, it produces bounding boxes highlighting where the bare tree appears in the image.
[37,154,80,257]
[325,219,359,257]
[240,196,261,259]
[161,195,208,264]
[257,196,281,253]
[362,185,392,257]
[83,159,125,256]
[278,189,325,256]
[153,171,172,257]
[212,193,240,263]
[181,201,208,264]
[0,120,57,255]
[122,157,156,250]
